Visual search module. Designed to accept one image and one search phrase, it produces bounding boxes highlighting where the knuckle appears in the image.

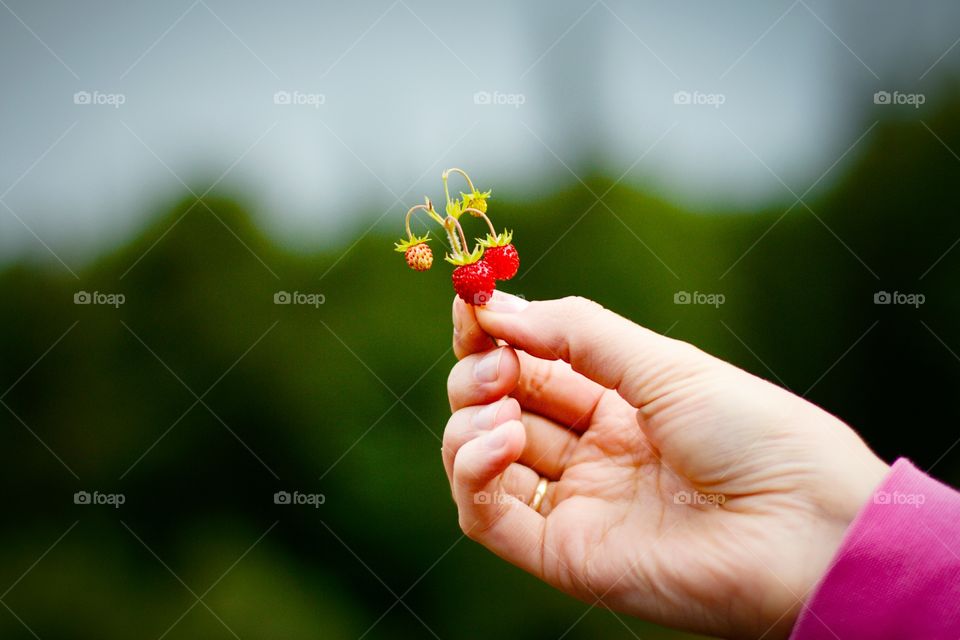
[457,513,475,537]
[446,366,457,402]
[442,411,462,450]
[559,295,605,324]
[567,295,603,313]
[443,408,482,457]
[458,503,501,541]
[461,515,486,540]
[523,361,554,403]
[446,358,470,404]
[550,296,606,360]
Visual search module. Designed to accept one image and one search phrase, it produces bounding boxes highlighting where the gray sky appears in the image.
[1,0,959,263]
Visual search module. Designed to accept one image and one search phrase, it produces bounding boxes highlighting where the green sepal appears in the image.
[477,229,513,248]
[461,189,492,202]
[444,245,484,266]
[461,189,492,215]
[445,198,464,219]
[394,233,431,252]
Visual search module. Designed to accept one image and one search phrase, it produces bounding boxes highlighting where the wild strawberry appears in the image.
[394,234,433,271]
[404,243,432,271]
[448,250,495,305]
[483,244,519,280]
[395,169,516,305]
[462,189,491,215]
[478,230,519,280]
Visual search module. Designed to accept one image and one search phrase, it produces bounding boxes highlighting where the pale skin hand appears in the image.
[442,292,889,640]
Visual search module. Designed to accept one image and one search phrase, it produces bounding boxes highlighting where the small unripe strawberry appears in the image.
[451,259,495,305]
[404,242,433,271]
[462,189,491,215]
[465,197,487,214]
[394,233,433,271]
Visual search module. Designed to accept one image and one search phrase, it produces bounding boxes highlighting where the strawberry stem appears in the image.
[447,216,469,255]
[462,207,497,237]
[405,203,445,239]
[446,168,477,192]
[407,202,465,257]
[441,167,477,209]
[400,170,489,263]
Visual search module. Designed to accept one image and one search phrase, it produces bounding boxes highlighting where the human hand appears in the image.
[442,292,889,639]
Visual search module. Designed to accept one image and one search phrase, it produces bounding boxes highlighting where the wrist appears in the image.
[790,459,960,639]
[786,446,890,634]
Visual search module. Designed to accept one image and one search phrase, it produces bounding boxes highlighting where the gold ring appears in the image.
[529,477,549,513]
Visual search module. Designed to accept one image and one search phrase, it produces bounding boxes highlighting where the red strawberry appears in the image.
[404,242,433,271]
[451,260,495,305]
[477,230,519,280]
[483,243,519,280]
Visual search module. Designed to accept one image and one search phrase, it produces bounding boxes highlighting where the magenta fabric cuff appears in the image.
[790,458,960,639]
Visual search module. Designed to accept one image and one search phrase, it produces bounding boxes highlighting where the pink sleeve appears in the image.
[790,458,960,640]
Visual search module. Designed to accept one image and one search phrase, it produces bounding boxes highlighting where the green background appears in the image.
[2,100,960,639]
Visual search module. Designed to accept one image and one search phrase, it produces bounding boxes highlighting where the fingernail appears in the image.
[452,300,462,333]
[482,291,529,313]
[474,349,502,382]
[483,424,509,451]
[472,399,503,430]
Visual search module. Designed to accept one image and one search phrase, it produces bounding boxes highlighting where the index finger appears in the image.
[476,292,703,409]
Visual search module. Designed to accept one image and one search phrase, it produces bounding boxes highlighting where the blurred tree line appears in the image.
[1,97,959,639]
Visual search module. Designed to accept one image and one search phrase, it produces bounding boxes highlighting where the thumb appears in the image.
[476,292,704,408]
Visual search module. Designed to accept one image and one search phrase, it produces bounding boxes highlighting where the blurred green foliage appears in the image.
[2,101,960,639]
